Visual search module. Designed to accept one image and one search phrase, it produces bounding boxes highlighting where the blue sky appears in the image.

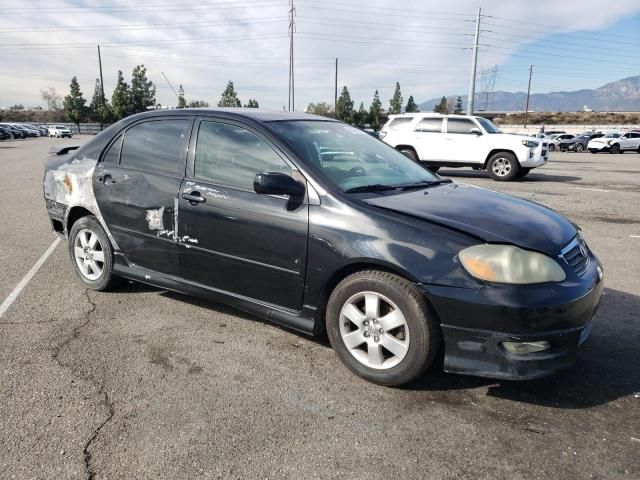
[0,0,638,109]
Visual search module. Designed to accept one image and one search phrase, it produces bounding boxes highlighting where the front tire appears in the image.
[549,144,556,151]
[487,152,520,181]
[326,270,440,386]
[575,143,584,152]
[68,215,120,291]
[610,144,621,154]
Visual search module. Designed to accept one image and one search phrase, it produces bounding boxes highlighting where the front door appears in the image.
[440,117,483,163]
[177,118,309,310]
[93,117,193,276]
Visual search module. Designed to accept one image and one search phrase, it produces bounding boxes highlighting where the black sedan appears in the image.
[559,133,604,152]
[43,109,603,386]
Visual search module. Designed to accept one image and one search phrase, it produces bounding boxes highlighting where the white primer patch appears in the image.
[145,207,165,230]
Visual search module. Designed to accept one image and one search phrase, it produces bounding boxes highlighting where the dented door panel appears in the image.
[93,164,182,275]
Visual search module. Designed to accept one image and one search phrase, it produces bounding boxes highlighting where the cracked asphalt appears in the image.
[1,136,639,479]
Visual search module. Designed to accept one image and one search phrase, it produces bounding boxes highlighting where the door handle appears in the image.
[182,191,206,204]
[97,174,115,184]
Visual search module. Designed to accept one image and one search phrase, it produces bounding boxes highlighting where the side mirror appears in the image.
[254,172,305,197]
[470,128,482,135]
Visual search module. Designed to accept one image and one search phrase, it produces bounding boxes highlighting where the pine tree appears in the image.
[336,86,354,123]
[433,96,449,114]
[130,65,156,114]
[111,70,131,120]
[63,76,87,131]
[369,90,382,130]
[88,78,113,127]
[454,96,463,114]
[218,81,242,107]
[354,102,369,127]
[244,99,259,108]
[177,84,187,108]
[405,95,419,113]
[389,82,403,114]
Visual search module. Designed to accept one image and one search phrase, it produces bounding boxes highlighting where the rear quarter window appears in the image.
[120,119,191,175]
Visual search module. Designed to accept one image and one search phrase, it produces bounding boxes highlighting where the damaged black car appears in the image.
[43,109,604,386]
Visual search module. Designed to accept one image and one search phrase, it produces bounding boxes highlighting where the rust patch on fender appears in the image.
[62,174,73,193]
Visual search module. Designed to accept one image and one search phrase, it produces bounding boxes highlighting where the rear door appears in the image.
[412,117,444,161]
[93,117,193,276]
[177,118,309,310]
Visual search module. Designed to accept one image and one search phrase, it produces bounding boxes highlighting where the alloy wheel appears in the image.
[491,157,512,177]
[339,291,410,370]
[73,228,105,281]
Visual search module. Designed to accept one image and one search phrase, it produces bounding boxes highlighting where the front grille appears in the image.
[561,236,590,276]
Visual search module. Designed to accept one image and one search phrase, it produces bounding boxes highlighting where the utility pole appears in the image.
[334,57,338,117]
[524,65,534,128]
[466,7,481,116]
[97,45,105,130]
[288,0,296,111]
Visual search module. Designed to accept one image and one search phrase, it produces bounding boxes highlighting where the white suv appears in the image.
[588,131,640,154]
[48,125,72,138]
[380,114,548,181]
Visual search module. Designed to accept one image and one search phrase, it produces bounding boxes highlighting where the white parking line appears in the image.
[570,186,612,193]
[631,235,640,239]
[0,238,60,319]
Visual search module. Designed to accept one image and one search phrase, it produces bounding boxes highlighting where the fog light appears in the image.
[502,340,550,355]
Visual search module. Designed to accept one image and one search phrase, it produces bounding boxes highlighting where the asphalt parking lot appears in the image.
[1,136,638,480]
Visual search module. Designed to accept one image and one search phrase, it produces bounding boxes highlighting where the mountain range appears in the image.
[418,75,640,112]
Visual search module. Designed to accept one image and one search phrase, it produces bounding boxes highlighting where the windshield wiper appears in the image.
[398,178,453,191]
[344,184,398,194]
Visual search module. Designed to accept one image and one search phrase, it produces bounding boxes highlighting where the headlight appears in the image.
[522,139,539,148]
[458,244,566,284]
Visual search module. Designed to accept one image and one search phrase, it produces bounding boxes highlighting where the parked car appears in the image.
[379,113,548,181]
[43,109,603,386]
[11,124,37,137]
[587,132,622,153]
[558,134,603,152]
[48,125,72,138]
[541,130,565,136]
[606,131,640,154]
[546,133,574,151]
[0,126,10,140]
[0,124,27,139]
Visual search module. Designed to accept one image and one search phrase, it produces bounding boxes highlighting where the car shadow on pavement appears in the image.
[439,170,582,183]
[128,281,637,409]
[407,287,640,409]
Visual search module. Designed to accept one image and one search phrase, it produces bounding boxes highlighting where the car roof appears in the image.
[127,108,338,123]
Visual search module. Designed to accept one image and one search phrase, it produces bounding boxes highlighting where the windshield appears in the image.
[603,133,620,138]
[475,117,501,134]
[267,121,438,193]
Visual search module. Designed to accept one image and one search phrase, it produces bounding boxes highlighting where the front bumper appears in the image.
[519,146,548,167]
[588,142,609,152]
[421,253,604,380]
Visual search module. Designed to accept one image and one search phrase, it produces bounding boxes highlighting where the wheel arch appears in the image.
[394,144,418,155]
[313,260,422,335]
[65,206,94,234]
[484,149,516,169]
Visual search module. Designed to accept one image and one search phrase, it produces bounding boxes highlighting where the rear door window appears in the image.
[120,120,191,175]
[416,118,442,133]
[446,118,476,134]
[193,121,291,191]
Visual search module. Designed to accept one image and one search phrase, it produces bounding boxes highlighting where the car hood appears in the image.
[363,183,577,255]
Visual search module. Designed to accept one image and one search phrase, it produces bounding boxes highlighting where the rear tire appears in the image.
[426,164,440,173]
[68,215,120,291]
[487,152,520,181]
[326,270,440,386]
[549,144,556,151]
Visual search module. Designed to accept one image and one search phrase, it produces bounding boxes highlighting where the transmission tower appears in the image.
[477,65,498,111]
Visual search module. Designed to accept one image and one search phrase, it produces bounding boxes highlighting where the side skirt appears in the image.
[113,253,317,336]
